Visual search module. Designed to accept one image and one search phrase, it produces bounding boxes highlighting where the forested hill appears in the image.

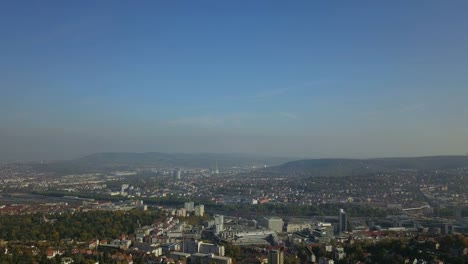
[258,155,468,177]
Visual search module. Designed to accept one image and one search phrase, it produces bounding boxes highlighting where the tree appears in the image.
[284,255,300,264]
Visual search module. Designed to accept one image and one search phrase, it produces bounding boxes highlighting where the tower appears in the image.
[195,204,205,216]
[455,205,462,222]
[174,169,181,180]
[214,214,224,234]
[184,201,195,212]
[339,208,347,234]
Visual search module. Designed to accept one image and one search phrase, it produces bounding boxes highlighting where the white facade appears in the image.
[214,215,224,234]
[260,217,283,233]
[195,204,205,216]
[184,201,195,211]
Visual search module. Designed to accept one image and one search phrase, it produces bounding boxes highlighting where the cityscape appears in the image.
[0,154,467,263]
[2,1,468,264]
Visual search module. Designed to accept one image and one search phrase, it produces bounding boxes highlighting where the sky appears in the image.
[1,1,468,161]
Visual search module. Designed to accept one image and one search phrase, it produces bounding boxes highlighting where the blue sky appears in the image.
[1,1,468,160]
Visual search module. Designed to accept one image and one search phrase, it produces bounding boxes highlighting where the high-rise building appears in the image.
[267,249,284,264]
[455,205,462,222]
[184,201,195,212]
[173,169,182,180]
[177,208,187,217]
[214,214,224,234]
[339,209,347,234]
[214,162,219,175]
[195,204,205,216]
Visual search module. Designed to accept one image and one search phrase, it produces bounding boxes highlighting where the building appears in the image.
[198,242,225,256]
[184,201,195,212]
[174,169,182,180]
[214,215,224,234]
[267,250,284,264]
[286,221,312,232]
[160,243,180,253]
[318,257,334,264]
[312,222,334,243]
[136,226,153,242]
[191,253,232,264]
[339,209,347,234]
[177,208,187,217]
[260,217,284,233]
[182,240,225,256]
[170,252,191,261]
[182,239,198,254]
[111,239,132,250]
[333,247,345,260]
[195,204,205,216]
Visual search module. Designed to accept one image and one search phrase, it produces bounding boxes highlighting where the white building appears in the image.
[177,208,187,217]
[174,169,182,180]
[260,217,283,233]
[184,201,195,211]
[286,222,312,233]
[333,247,345,260]
[214,215,224,234]
[191,253,232,264]
[198,242,225,256]
[195,204,205,216]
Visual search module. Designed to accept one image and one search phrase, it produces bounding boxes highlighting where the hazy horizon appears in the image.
[2,1,468,161]
[3,150,468,163]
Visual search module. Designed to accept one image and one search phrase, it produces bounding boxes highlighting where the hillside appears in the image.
[258,155,468,177]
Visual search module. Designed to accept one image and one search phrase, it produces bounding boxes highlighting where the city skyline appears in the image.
[2,1,468,161]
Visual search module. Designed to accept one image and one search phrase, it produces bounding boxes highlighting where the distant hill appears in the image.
[258,155,468,177]
[47,152,294,170]
[370,155,468,170]
[27,154,468,177]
